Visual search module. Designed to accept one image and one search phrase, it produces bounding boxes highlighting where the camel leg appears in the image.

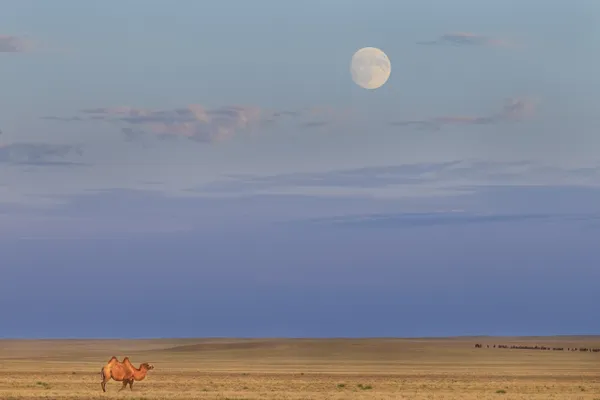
[100,369,108,392]
[129,380,134,390]
[118,380,128,391]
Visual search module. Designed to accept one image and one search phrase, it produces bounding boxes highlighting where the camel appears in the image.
[121,357,155,390]
[100,356,130,392]
[100,356,154,392]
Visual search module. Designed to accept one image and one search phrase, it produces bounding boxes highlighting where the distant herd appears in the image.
[474,343,600,352]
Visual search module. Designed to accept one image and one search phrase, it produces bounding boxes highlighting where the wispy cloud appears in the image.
[199,161,468,192]
[42,104,348,143]
[306,211,557,228]
[195,159,600,198]
[389,98,536,131]
[86,105,264,143]
[298,210,600,233]
[300,121,330,129]
[193,161,531,196]
[417,32,512,48]
[0,35,33,52]
[0,143,84,166]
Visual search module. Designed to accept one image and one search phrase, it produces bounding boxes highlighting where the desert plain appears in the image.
[0,336,599,399]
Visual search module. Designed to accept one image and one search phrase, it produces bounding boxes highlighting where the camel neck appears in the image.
[132,366,148,380]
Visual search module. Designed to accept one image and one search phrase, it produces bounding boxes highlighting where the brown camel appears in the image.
[100,356,154,392]
[122,357,155,390]
[100,356,130,392]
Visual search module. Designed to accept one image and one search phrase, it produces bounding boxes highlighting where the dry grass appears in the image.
[0,336,599,399]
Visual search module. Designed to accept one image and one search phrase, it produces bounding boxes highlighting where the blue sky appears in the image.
[1,0,600,338]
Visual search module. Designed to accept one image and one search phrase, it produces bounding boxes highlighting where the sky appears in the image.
[1,0,600,338]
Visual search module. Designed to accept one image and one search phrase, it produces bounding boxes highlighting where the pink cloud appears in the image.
[79,104,263,142]
[0,35,33,52]
[44,103,348,143]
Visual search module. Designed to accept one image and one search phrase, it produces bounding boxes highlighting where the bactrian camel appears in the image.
[100,356,154,392]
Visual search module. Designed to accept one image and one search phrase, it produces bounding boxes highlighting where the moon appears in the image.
[350,47,391,90]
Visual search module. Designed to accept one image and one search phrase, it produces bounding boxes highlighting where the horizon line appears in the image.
[1,334,599,341]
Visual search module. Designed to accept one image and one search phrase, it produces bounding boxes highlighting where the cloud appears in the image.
[305,211,557,229]
[194,159,600,201]
[417,32,512,47]
[42,104,347,143]
[84,105,264,142]
[196,160,529,193]
[389,98,536,131]
[0,143,84,166]
[300,121,330,129]
[6,186,600,240]
[0,35,32,52]
[40,116,84,122]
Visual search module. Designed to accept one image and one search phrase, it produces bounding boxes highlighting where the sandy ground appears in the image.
[0,336,599,399]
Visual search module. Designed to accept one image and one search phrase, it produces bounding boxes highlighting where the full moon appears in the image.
[350,47,391,90]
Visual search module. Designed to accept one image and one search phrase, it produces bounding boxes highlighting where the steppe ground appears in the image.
[0,337,599,399]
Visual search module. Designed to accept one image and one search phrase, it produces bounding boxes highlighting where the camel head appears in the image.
[141,363,154,371]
